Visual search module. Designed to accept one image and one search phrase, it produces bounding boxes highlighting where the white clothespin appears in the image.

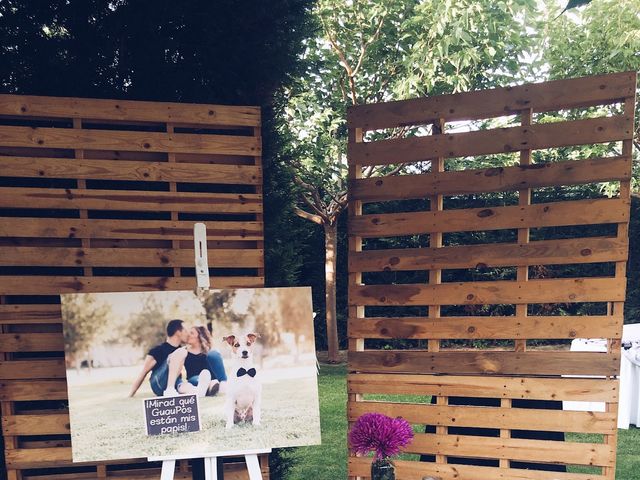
[194,223,210,290]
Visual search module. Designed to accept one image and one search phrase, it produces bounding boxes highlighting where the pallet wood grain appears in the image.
[0,94,261,127]
[347,70,635,130]
[0,155,262,184]
[347,314,622,340]
[349,198,629,237]
[348,115,632,167]
[350,156,631,201]
[350,236,627,272]
[0,218,263,241]
[349,457,603,480]
[349,350,620,376]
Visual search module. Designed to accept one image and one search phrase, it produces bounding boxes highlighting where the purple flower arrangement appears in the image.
[348,413,414,460]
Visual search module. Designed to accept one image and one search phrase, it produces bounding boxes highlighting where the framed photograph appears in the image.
[61,287,321,462]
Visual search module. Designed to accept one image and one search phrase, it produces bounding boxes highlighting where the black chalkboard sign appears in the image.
[143,394,201,436]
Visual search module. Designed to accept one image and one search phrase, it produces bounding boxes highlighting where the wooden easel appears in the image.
[149,223,270,480]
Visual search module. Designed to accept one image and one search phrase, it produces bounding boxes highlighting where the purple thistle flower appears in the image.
[348,413,414,460]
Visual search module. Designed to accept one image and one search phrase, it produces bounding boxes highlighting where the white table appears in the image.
[563,325,640,429]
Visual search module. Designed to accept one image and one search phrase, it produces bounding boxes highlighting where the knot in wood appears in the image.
[477,209,494,218]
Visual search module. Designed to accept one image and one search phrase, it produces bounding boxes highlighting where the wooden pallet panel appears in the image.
[347,72,635,479]
[0,94,266,480]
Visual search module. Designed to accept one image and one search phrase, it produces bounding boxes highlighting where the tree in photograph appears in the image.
[126,295,168,355]
[61,294,111,370]
[282,0,539,362]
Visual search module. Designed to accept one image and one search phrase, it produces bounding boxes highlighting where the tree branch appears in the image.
[294,207,324,225]
[352,16,385,78]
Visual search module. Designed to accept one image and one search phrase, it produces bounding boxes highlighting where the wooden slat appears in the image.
[407,433,614,467]
[351,277,625,306]
[349,401,617,434]
[0,218,263,241]
[349,350,619,376]
[0,305,61,325]
[0,94,261,127]
[0,187,262,213]
[2,414,70,435]
[348,373,618,402]
[0,125,260,155]
[0,247,264,268]
[347,71,636,130]
[23,470,192,480]
[351,156,631,201]
[350,237,627,272]
[0,358,66,379]
[348,115,633,166]
[0,276,265,295]
[0,155,262,185]
[348,314,622,340]
[5,447,72,469]
[0,333,63,352]
[0,380,67,400]
[349,198,629,237]
[349,457,604,480]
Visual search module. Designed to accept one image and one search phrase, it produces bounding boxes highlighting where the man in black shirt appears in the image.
[129,319,190,397]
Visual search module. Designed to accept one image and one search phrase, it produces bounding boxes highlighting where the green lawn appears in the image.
[284,364,640,479]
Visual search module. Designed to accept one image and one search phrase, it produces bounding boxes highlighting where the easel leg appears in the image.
[204,457,218,480]
[245,454,262,479]
[161,460,176,480]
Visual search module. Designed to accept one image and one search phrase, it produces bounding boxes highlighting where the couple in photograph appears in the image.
[129,319,227,398]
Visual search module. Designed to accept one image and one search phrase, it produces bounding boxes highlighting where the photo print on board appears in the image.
[60,287,321,462]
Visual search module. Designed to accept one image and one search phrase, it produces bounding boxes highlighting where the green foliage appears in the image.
[0,0,316,105]
[126,295,169,355]
[61,294,111,357]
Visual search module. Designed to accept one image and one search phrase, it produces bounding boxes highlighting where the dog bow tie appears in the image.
[237,367,256,378]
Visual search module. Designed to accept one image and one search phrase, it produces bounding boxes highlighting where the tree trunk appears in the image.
[324,222,340,363]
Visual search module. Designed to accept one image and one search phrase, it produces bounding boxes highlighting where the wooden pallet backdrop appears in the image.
[0,95,268,479]
[347,72,636,479]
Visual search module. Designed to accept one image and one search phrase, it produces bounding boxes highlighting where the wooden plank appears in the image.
[0,333,63,352]
[2,414,70,435]
[0,218,263,241]
[23,471,192,480]
[0,358,66,379]
[351,156,631,201]
[0,187,262,213]
[349,457,604,480]
[347,70,636,130]
[347,314,622,340]
[0,125,260,155]
[0,94,261,127]
[0,305,61,325]
[349,401,617,434]
[407,433,614,467]
[0,276,265,295]
[0,247,264,268]
[349,198,629,237]
[0,155,262,185]
[348,115,633,166]
[348,373,618,402]
[5,447,72,469]
[349,350,619,376]
[350,277,625,306]
[350,237,627,272]
[0,380,67,400]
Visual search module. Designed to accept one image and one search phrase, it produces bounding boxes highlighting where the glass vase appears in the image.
[371,457,395,480]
